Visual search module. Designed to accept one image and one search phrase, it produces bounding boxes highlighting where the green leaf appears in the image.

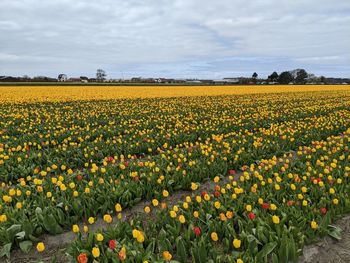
[6,224,22,241]
[15,231,26,241]
[29,234,40,242]
[271,253,279,263]
[247,234,262,245]
[288,236,298,263]
[327,225,342,241]
[0,243,12,258]
[43,214,63,234]
[191,246,200,263]
[198,241,207,263]
[278,235,289,263]
[35,207,43,214]
[206,214,213,221]
[176,237,187,263]
[22,220,34,237]
[19,240,33,253]
[167,180,174,186]
[257,228,268,244]
[256,241,277,261]
[145,239,156,254]
[56,202,64,208]
[158,238,172,253]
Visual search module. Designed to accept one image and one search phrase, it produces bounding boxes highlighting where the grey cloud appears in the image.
[0,0,349,78]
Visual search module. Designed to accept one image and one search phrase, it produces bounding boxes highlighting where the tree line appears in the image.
[251,69,325,84]
[1,68,348,85]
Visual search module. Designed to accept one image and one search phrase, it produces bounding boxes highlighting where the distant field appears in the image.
[1,84,350,103]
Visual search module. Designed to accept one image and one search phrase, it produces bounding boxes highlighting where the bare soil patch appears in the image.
[299,215,350,263]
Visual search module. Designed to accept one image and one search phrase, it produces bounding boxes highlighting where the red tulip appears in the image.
[229,169,235,175]
[320,207,327,215]
[202,191,207,197]
[214,191,220,198]
[287,200,294,206]
[134,176,139,183]
[262,203,269,210]
[248,212,255,220]
[109,239,116,250]
[194,226,201,236]
[77,175,83,181]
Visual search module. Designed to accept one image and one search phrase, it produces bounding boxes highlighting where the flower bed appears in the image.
[68,131,350,262]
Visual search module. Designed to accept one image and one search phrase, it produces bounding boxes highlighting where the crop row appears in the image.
[0,104,349,255]
[1,92,350,182]
[67,130,350,262]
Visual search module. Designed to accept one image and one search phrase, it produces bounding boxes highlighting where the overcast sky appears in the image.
[1,0,349,78]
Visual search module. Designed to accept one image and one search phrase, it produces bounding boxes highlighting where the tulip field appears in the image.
[1,85,350,262]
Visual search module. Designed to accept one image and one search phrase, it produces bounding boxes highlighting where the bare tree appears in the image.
[96,69,107,82]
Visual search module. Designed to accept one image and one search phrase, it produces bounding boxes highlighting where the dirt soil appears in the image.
[299,215,350,263]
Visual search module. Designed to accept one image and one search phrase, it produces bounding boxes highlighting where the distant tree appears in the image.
[320,76,327,84]
[251,72,258,83]
[22,75,31,81]
[278,71,294,84]
[96,69,106,82]
[268,71,279,82]
[295,69,308,84]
